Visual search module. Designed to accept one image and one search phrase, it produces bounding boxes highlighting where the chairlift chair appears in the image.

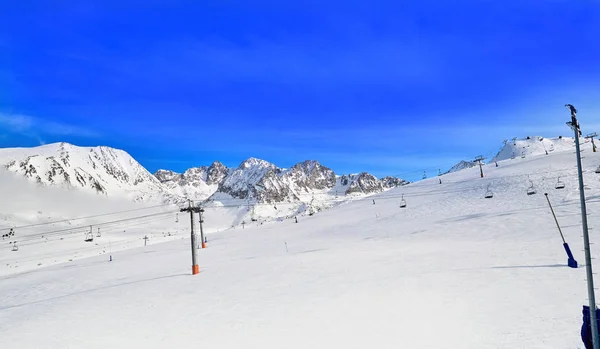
[84,231,94,242]
[555,177,565,189]
[521,152,526,159]
[595,165,600,174]
[11,242,18,251]
[527,181,537,195]
[399,194,407,208]
[484,185,494,199]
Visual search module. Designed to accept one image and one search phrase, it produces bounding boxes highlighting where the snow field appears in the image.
[1,139,600,348]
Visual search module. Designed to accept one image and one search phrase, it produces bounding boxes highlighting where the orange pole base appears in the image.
[202,242,207,249]
[192,265,199,275]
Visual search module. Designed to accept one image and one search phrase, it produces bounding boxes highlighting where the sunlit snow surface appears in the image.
[1,136,599,348]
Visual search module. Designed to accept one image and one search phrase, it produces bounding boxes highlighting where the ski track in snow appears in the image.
[0,137,598,348]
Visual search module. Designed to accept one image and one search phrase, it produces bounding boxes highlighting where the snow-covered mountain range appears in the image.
[0,143,408,207]
[0,136,580,212]
[0,142,170,202]
[155,158,409,203]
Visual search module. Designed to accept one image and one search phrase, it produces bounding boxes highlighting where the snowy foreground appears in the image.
[3,142,600,348]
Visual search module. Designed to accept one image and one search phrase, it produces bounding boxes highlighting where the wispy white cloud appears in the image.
[0,114,33,132]
[0,113,100,141]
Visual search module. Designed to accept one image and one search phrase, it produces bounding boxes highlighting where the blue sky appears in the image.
[1,1,599,181]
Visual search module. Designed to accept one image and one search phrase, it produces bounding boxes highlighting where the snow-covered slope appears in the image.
[0,165,188,273]
[442,136,584,176]
[3,136,600,348]
[0,167,161,229]
[446,160,478,174]
[0,142,170,202]
[491,136,580,162]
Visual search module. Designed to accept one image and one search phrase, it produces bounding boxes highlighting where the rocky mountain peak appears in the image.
[295,159,320,171]
[239,157,274,170]
[206,161,229,185]
[286,160,336,191]
[381,176,409,188]
[218,158,279,200]
[182,167,207,180]
[154,169,181,183]
[345,172,383,195]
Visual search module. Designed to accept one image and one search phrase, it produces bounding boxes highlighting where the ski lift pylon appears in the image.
[555,177,565,189]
